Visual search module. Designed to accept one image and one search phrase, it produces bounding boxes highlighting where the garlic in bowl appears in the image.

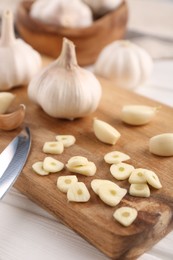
[0,10,42,91]
[94,40,153,89]
[15,1,128,66]
[28,38,102,119]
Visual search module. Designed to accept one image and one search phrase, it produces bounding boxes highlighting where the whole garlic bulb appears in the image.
[94,40,153,89]
[82,0,123,16]
[0,10,42,91]
[28,38,102,119]
[30,0,93,28]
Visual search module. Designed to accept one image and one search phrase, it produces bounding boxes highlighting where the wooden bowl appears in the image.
[15,1,128,66]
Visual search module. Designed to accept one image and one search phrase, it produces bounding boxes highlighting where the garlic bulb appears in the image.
[28,38,102,119]
[0,10,42,91]
[94,40,153,89]
[82,0,123,16]
[30,0,93,28]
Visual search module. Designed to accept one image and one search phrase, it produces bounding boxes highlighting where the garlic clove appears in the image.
[110,163,135,181]
[93,118,121,145]
[91,179,120,195]
[145,170,162,189]
[28,38,102,119]
[67,182,90,202]
[57,175,78,193]
[66,161,96,176]
[0,92,15,114]
[149,133,173,156]
[121,105,159,126]
[0,104,26,131]
[128,168,147,184]
[129,183,150,198]
[43,141,64,154]
[66,156,89,168]
[32,161,49,176]
[55,135,76,147]
[43,157,64,172]
[104,151,130,164]
[113,206,138,227]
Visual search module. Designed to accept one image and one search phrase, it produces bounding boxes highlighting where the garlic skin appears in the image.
[149,133,173,156]
[0,10,42,91]
[94,40,153,89]
[82,0,123,16]
[28,38,102,119]
[30,0,93,28]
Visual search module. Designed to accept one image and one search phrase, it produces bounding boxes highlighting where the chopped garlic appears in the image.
[55,135,76,147]
[66,161,96,176]
[32,161,49,176]
[129,168,147,184]
[43,157,64,172]
[104,151,130,164]
[67,156,88,168]
[43,141,64,154]
[91,179,120,195]
[110,163,134,180]
[113,206,138,227]
[145,170,162,189]
[129,183,150,197]
[67,182,90,202]
[57,175,78,193]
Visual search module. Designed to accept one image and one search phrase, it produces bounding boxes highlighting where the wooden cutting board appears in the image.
[1,58,173,259]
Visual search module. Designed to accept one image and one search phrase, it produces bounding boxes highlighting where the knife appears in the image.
[0,127,31,199]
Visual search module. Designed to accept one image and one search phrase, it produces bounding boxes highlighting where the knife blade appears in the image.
[0,127,31,199]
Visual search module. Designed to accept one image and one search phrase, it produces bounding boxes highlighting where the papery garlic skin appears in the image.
[28,38,102,119]
[94,40,153,89]
[0,10,42,91]
[149,133,173,156]
[83,0,123,16]
[30,0,93,28]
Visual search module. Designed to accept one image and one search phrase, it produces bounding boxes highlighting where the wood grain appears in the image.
[0,62,173,259]
[15,1,128,66]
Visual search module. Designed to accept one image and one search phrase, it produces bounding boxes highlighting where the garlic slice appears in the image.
[66,156,89,168]
[91,179,119,195]
[0,92,15,114]
[98,182,127,207]
[129,168,147,184]
[121,105,159,126]
[43,157,64,172]
[149,133,173,156]
[67,182,90,202]
[129,183,150,197]
[110,163,134,180]
[113,207,138,227]
[145,170,162,189]
[104,151,130,164]
[55,135,76,147]
[32,161,49,176]
[43,141,64,154]
[66,161,96,176]
[57,175,78,193]
[93,118,121,145]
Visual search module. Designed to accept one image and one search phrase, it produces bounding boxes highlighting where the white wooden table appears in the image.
[0,0,173,259]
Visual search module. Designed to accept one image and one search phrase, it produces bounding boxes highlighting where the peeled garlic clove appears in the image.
[128,168,147,184]
[104,151,130,164]
[145,170,162,189]
[0,92,15,114]
[91,179,119,195]
[43,141,64,154]
[121,105,159,126]
[43,157,64,172]
[110,163,134,180]
[67,156,89,168]
[66,161,96,176]
[32,161,49,176]
[67,182,90,202]
[55,135,76,147]
[93,118,121,145]
[149,133,173,156]
[57,175,78,193]
[0,104,26,131]
[113,206,138,227]
[129,183,150,198]
[98,182,127,207]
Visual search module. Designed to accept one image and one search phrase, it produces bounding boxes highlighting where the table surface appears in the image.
[0,0,173,259]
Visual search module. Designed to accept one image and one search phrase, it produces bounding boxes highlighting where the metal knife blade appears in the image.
[0,127,31,199]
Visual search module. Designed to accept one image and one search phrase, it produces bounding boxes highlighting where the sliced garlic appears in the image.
[145,170,162,189]
[43,157,64,173]
[91,179,120,195]
[66,156,88,168]
[104,151,130,164]
[0,92,15,114]
[110,163,134,180]
[43,141,64,154]
[129,168,147,184]
[129,183,150,197]
[113,206,138,227]
[93,118,121,145]
[32,161,49,176]
[149,133,173,156]
[121,105,158,126]
[98,182,127,207]
[57,175,78,193]
[55,135,76,147]
[67,182,90,202]
[66,161,96,176]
